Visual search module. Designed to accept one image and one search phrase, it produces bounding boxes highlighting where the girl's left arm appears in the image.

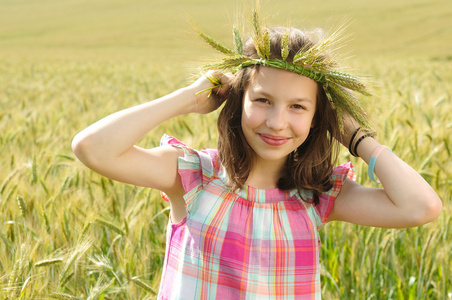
[328,128,442,228]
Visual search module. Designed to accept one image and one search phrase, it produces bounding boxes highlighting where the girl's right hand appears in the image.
[188,70,234,114]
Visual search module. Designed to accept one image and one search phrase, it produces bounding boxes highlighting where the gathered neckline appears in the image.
[234,184,295,203]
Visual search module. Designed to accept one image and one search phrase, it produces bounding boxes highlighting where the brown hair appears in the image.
[217,27,341,204]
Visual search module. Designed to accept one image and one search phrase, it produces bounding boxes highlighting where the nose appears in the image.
[266,106,288,131]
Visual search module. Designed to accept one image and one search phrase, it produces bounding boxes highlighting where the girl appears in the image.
[72,19,442,299]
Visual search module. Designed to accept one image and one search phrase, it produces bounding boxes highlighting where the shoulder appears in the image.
[320,162,355,200]
[160,134,223,190]
[313,162,355,227]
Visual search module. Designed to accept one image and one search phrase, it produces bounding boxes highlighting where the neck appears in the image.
[245,158,286,189]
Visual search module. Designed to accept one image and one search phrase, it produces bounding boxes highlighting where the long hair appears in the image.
[217,27,341,204]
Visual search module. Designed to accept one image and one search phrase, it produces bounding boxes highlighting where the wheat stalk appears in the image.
[35,258,63,267]
[59,271,74,288]
[95,218,125,236]
[86,276,115,300]
[131,276,157,295]
[59,238,92,286]
[47,292,83,300]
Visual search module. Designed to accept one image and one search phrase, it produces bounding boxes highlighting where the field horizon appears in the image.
[1,0,451,62]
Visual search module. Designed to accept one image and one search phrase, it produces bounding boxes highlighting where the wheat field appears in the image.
[0,0,451,299]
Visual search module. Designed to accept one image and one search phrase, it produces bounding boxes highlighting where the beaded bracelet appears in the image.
[368,145,392,183]
[352,132,373,157]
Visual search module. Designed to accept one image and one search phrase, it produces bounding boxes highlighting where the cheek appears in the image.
[291,115,315,136]
[241,102,264,129]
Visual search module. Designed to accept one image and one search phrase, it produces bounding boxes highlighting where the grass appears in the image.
[0,0,451,298]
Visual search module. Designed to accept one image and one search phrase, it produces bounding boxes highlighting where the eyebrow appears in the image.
[251,89,314,104]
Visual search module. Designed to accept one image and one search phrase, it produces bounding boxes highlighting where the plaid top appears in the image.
[158,135,354,300]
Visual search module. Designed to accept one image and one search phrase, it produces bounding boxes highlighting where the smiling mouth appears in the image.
[258,134,291,146]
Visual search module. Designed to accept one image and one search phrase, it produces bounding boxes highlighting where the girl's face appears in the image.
[241,66,317,168]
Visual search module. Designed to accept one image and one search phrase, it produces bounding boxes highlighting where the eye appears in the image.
[255,98,270,104]
[291,104,306,110]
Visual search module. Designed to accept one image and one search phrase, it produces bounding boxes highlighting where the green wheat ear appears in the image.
[217,56,250,70]
[327,81,370,129]
[281,32,290,61]
[326,71,370,96]
[335,103,345,132]
[293,38,332,69]
[263,29,271,59]
[194,27,236,55]
[17,195,27,218]
[251,8,267,59]
[252,9,262,40]
[233,26,243,55]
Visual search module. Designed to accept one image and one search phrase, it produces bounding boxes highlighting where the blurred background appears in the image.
[0,0,451,299]
[1,0,451,61]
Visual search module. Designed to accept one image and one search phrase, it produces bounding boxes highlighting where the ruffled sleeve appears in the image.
[159,134,217,208]
[313,162,355,229]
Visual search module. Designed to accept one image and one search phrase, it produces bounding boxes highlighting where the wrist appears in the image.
[355,136,380,163]
[348,128,377,157]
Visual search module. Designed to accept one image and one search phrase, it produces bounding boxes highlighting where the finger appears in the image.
[220,72,234,84]
[215,72,234,96]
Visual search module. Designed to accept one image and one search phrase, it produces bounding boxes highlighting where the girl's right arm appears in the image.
[72,72,230,222]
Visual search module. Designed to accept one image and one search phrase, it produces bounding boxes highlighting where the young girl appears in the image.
[72,16,442,299]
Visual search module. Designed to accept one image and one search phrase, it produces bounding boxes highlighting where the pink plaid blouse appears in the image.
[158,135,354,299]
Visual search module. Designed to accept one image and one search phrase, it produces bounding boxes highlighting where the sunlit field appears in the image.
[1,0,451,299]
